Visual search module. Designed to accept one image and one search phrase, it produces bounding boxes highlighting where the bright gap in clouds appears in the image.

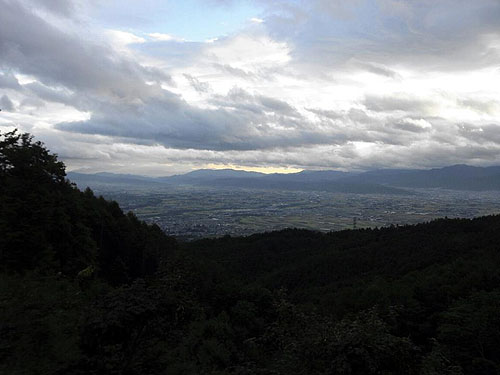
[205,164,303,174]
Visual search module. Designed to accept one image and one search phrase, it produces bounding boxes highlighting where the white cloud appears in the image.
[250,17,264,23]
[147,32,185,42]
[205,33,290,69]
[107,30,146,47]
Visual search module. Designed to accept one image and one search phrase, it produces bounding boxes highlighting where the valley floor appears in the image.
[100,186,500,239]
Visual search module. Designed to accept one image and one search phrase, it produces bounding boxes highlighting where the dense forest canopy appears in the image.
[1,130,500,374]
[0,130,176,282]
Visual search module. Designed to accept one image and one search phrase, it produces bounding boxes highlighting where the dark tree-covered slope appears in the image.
[0,130,176,284]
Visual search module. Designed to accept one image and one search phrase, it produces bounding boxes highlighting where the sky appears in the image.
[1,0,500,175]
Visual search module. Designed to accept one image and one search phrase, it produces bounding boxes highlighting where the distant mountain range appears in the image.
[67,164,500,194]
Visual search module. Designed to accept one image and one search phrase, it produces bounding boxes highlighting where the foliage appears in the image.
[0,129,176,282]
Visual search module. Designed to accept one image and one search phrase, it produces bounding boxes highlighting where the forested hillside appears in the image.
[1,130,500,374]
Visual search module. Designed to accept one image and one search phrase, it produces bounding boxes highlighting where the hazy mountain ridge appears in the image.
[68,164,500,192]
[345,164,500,190]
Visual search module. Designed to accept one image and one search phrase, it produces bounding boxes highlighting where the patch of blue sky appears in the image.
[94,0,266,41]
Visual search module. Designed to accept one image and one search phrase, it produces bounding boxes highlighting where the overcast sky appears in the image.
[1,0,500,175]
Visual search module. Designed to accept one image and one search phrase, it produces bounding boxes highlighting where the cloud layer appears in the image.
[1,0,500,174]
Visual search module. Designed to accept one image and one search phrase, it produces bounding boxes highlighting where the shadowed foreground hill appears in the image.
[1,130,500,374]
